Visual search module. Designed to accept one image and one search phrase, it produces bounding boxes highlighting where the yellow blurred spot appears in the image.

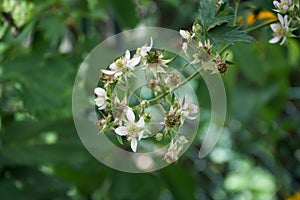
[286,192,300,200]
[238,11,277,25]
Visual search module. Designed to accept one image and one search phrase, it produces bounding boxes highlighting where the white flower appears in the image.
[139,37,153,57]
[164,140,179,163]
[134,37,153,61]
[269,14,290,45]
[179,30,195,54]
[115,109,145,152]
[179,95,199,120]
[164,135,188,163]
[94,87,107,110]
[273,0,292,13]
[101,50,141,77]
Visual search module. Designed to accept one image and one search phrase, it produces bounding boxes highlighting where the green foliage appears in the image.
[198,0,255,46]
[209,24,255,45]
[0,0,300,200]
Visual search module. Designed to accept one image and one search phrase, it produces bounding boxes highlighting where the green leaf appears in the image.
[198,0,233,30]
[1,53,74,119]
[160,163,196,200]
[109,172,162,200]
[1,119,89,166]
[208,24,255,46]
[116,134,124,145]
[0,166,72,200]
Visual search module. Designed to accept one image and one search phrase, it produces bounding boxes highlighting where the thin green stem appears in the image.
[244,20,277,33]
[219,44,232,55]
[233,0,240,26]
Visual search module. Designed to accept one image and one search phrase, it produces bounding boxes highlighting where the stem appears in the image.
[244,20,277,33]
[148,66,201,104]
[233,0,240,26]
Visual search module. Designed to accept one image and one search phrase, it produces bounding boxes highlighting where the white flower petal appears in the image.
[145,37,153,52]
[125,50,130,60]
[269,36,281,44]
[109,62,117,71]
[182,42,188,53]
[98,102,107,110]
[179,30,189,40]
[137,117,145,127]
[127,56,141,67]
[95,97,105,107]
[114,71,123,77]
[126,109,135,122]
[115,126,128,136]
[138,131,144,140]
[270,23,279,32]
[273,1,280,8]
[277,14,284,25]
[94,87,106,96]
[101,69,115,75]
[280,36,287,45]
[140,38,153,57]
[283,15,288,27]
[131,138,137,152]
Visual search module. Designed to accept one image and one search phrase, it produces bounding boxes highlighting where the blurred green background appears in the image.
[0,0,299,199]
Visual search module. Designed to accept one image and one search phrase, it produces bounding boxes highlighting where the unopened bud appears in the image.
[192,23,202,34]
[155,133,164,141]
[144,112,151,123]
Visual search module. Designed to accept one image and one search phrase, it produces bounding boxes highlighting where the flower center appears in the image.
[146,51,161,64]
[127,124,140,136]
[115,58,123,68]
[165,114,181,128]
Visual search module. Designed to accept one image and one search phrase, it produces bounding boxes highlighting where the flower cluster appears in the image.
[269,0,299,45]
[94,37,199,159]
[179,22,228,74]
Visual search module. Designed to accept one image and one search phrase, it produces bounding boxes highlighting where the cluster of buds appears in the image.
[179,22,228,74]
[269,0,299,45]
[94,37,199,160]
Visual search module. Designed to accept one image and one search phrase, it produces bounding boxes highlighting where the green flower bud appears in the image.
[144,112,151,123]
[192,23,202,34]
[155,133,164,141]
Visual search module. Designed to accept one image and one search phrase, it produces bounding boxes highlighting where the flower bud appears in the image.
[192,23,202,34]
[155,133,164,141]
[164,148,178,163]
[144,112,151,123]
[215,59,227,74]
